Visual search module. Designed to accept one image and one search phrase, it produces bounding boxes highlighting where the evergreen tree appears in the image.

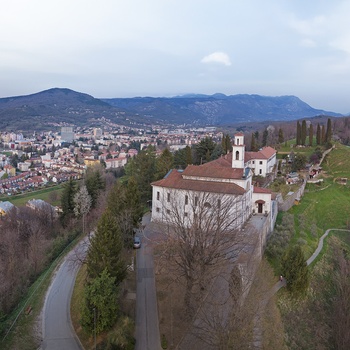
[326,118,332,144]
[262,129,268,147]
[85,168,105,208]
[155,148,174,180]
[308,124,313,146]
[125,176,143,227]
[210,144,224,160]
[194,137,216,164]
[221,134,232,154]
[80,269,119,334]
[301,120,307,146]
[316,123,321,145]
[296,121,301,145]
[106,177,143,248]
[124,146,156,202]
[281,245,309,298]
[321,125,326,144]
[278,128,284,144]
[185,145,193,165]
[86,210,126,283]
[292,153,307,171]
[60,178,77,225]
[251,133,258,151]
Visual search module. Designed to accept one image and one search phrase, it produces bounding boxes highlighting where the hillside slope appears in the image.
[103,94,342,125]
[0,88,342,131]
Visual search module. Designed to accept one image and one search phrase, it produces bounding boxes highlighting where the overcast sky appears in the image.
[1,0,350,113]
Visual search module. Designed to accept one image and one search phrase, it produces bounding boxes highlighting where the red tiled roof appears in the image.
[259,147,276,159]
[183,164,244,180]
[253,186,272,194]
[245,147,276,161]
[152,169,245,195]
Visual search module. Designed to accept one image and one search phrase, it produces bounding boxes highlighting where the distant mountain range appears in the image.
[102,93,342,125]
[0,88,343,132]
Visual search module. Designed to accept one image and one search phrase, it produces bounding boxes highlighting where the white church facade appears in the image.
[151,133,277,230]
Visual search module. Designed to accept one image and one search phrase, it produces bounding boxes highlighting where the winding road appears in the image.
[41,239,88,350]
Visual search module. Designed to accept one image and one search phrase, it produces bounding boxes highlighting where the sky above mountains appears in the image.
[1,0,350,113]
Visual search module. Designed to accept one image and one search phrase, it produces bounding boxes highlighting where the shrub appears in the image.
[161,334,168,349]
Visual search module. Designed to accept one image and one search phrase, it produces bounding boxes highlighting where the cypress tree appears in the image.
[251,133,257,151]
[296,121,301,145]
[326,118,332,144]
[262,129,268,147]
[308,124,313,146]
[301,120,307,146]
[316,123,321,145]
[225,134,232,153]
[321,125,326,144]
[185,145,193,165]
[278,128,284,144]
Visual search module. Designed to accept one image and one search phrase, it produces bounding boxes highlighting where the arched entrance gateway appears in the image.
[255,199,265,214]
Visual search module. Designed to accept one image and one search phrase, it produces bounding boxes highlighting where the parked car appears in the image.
[133,236,141,249]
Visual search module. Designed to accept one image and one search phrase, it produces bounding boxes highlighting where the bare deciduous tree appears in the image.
[74,185,92,235]
[160,189,246,315]
[332,243,350,350]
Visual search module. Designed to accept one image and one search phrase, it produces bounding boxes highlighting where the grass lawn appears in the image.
[275,143,350,259]
[0,185,64,207]
[274,143,350,349]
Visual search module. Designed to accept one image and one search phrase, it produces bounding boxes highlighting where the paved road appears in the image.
[307,228,350,265]
[41,241,87,350]
[135,216,162,350]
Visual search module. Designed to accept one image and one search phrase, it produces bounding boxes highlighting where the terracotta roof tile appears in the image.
[152,170,245,195]
[245,147,276,161]
[183,164,244,180]
[253,186,272,194]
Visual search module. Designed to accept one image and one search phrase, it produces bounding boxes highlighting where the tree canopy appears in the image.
[281,245,309,298]
[86,210,126,284]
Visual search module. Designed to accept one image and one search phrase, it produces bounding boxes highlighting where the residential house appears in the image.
[0,201,15,217]
[245,146,277,177]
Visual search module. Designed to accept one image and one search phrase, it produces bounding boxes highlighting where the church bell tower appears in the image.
[232,132,245,169]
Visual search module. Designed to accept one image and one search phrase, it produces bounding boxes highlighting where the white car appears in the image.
[133,236,141,249]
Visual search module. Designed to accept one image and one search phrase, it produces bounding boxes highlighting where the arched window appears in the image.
[235,151,239,160]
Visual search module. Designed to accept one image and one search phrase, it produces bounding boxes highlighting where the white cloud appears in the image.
[300,38,317,48]
[289,15,327,37]
[201,52,232,66]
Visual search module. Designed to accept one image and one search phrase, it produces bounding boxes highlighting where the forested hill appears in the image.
[0,88,343,131]
[102,94,342,125]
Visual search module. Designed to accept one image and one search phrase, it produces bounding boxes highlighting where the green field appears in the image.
[277,143,350,259]
[0,185,64,207]
[275,143,350,349]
